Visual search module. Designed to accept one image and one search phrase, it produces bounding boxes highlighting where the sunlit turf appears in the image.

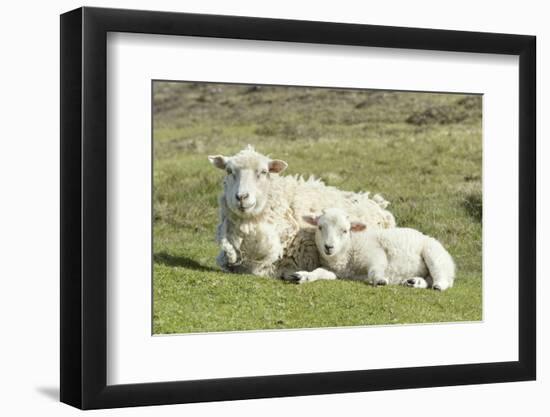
[153,83,482,334]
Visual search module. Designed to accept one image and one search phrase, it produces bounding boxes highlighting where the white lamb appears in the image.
[292,208,455,290]
[208,146,396,279]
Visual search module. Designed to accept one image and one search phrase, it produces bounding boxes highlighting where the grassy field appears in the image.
[153,82,482,334]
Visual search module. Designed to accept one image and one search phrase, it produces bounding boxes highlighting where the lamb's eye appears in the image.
[226,168,233,176]
[261,170,268,175]
[343,229,348,234]
[318,225,323,231]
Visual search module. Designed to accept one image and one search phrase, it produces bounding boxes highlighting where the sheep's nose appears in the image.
[236,192,249,201]
[324,244,334,251]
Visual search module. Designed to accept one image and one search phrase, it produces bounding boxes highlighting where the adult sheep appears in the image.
[208,145,395,279]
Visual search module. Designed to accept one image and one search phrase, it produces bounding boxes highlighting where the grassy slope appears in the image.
[153,82,482,334]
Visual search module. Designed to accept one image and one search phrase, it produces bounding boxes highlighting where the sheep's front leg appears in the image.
[216,238,241,270]
[216,219,242,270]
[255,223,284,265]
[286,268,338,284]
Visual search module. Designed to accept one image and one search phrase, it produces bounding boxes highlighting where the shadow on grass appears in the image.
[154,252,218,272]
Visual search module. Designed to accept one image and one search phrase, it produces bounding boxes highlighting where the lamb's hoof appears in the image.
[286,274,300,283]
[286,272,308,284]
[433,284,443,291]
[405,277,428,288]
[374,278,388,286]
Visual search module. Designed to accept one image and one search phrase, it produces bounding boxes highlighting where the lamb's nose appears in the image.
[324,244,334,252]
[236,192,249,201]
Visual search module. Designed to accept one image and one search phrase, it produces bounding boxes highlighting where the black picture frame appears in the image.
[60,6,536,410]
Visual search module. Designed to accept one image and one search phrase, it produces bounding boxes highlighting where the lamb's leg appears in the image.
[286,268,338,284]
[422,239,455,291]
[366,247,389,286]
[368,270,389,286]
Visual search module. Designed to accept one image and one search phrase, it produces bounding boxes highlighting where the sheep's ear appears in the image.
[350,222,367,232]
[208,155,227,170]
[268,159,288,173]
[303,215,319,226]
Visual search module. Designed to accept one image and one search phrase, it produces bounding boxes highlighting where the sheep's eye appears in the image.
[318,225,323,231]
[226,168,233,175]
[343,229,348,234]
[261,170,268,175]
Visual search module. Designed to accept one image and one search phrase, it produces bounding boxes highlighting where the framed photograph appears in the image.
[60,6,536,410]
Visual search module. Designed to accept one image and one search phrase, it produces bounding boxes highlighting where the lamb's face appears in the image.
[208,147,287,219]
[304,208,366,258]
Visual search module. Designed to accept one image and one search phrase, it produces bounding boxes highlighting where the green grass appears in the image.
[153,82,482,334]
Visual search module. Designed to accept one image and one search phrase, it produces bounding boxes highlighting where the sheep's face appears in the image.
[304,208,366,258]
[208,147,287,218]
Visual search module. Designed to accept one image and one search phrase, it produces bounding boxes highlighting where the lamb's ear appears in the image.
[208,155,227,170]
[268,159,288,174]
[303,215,319,226]
[350,222,367,232]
